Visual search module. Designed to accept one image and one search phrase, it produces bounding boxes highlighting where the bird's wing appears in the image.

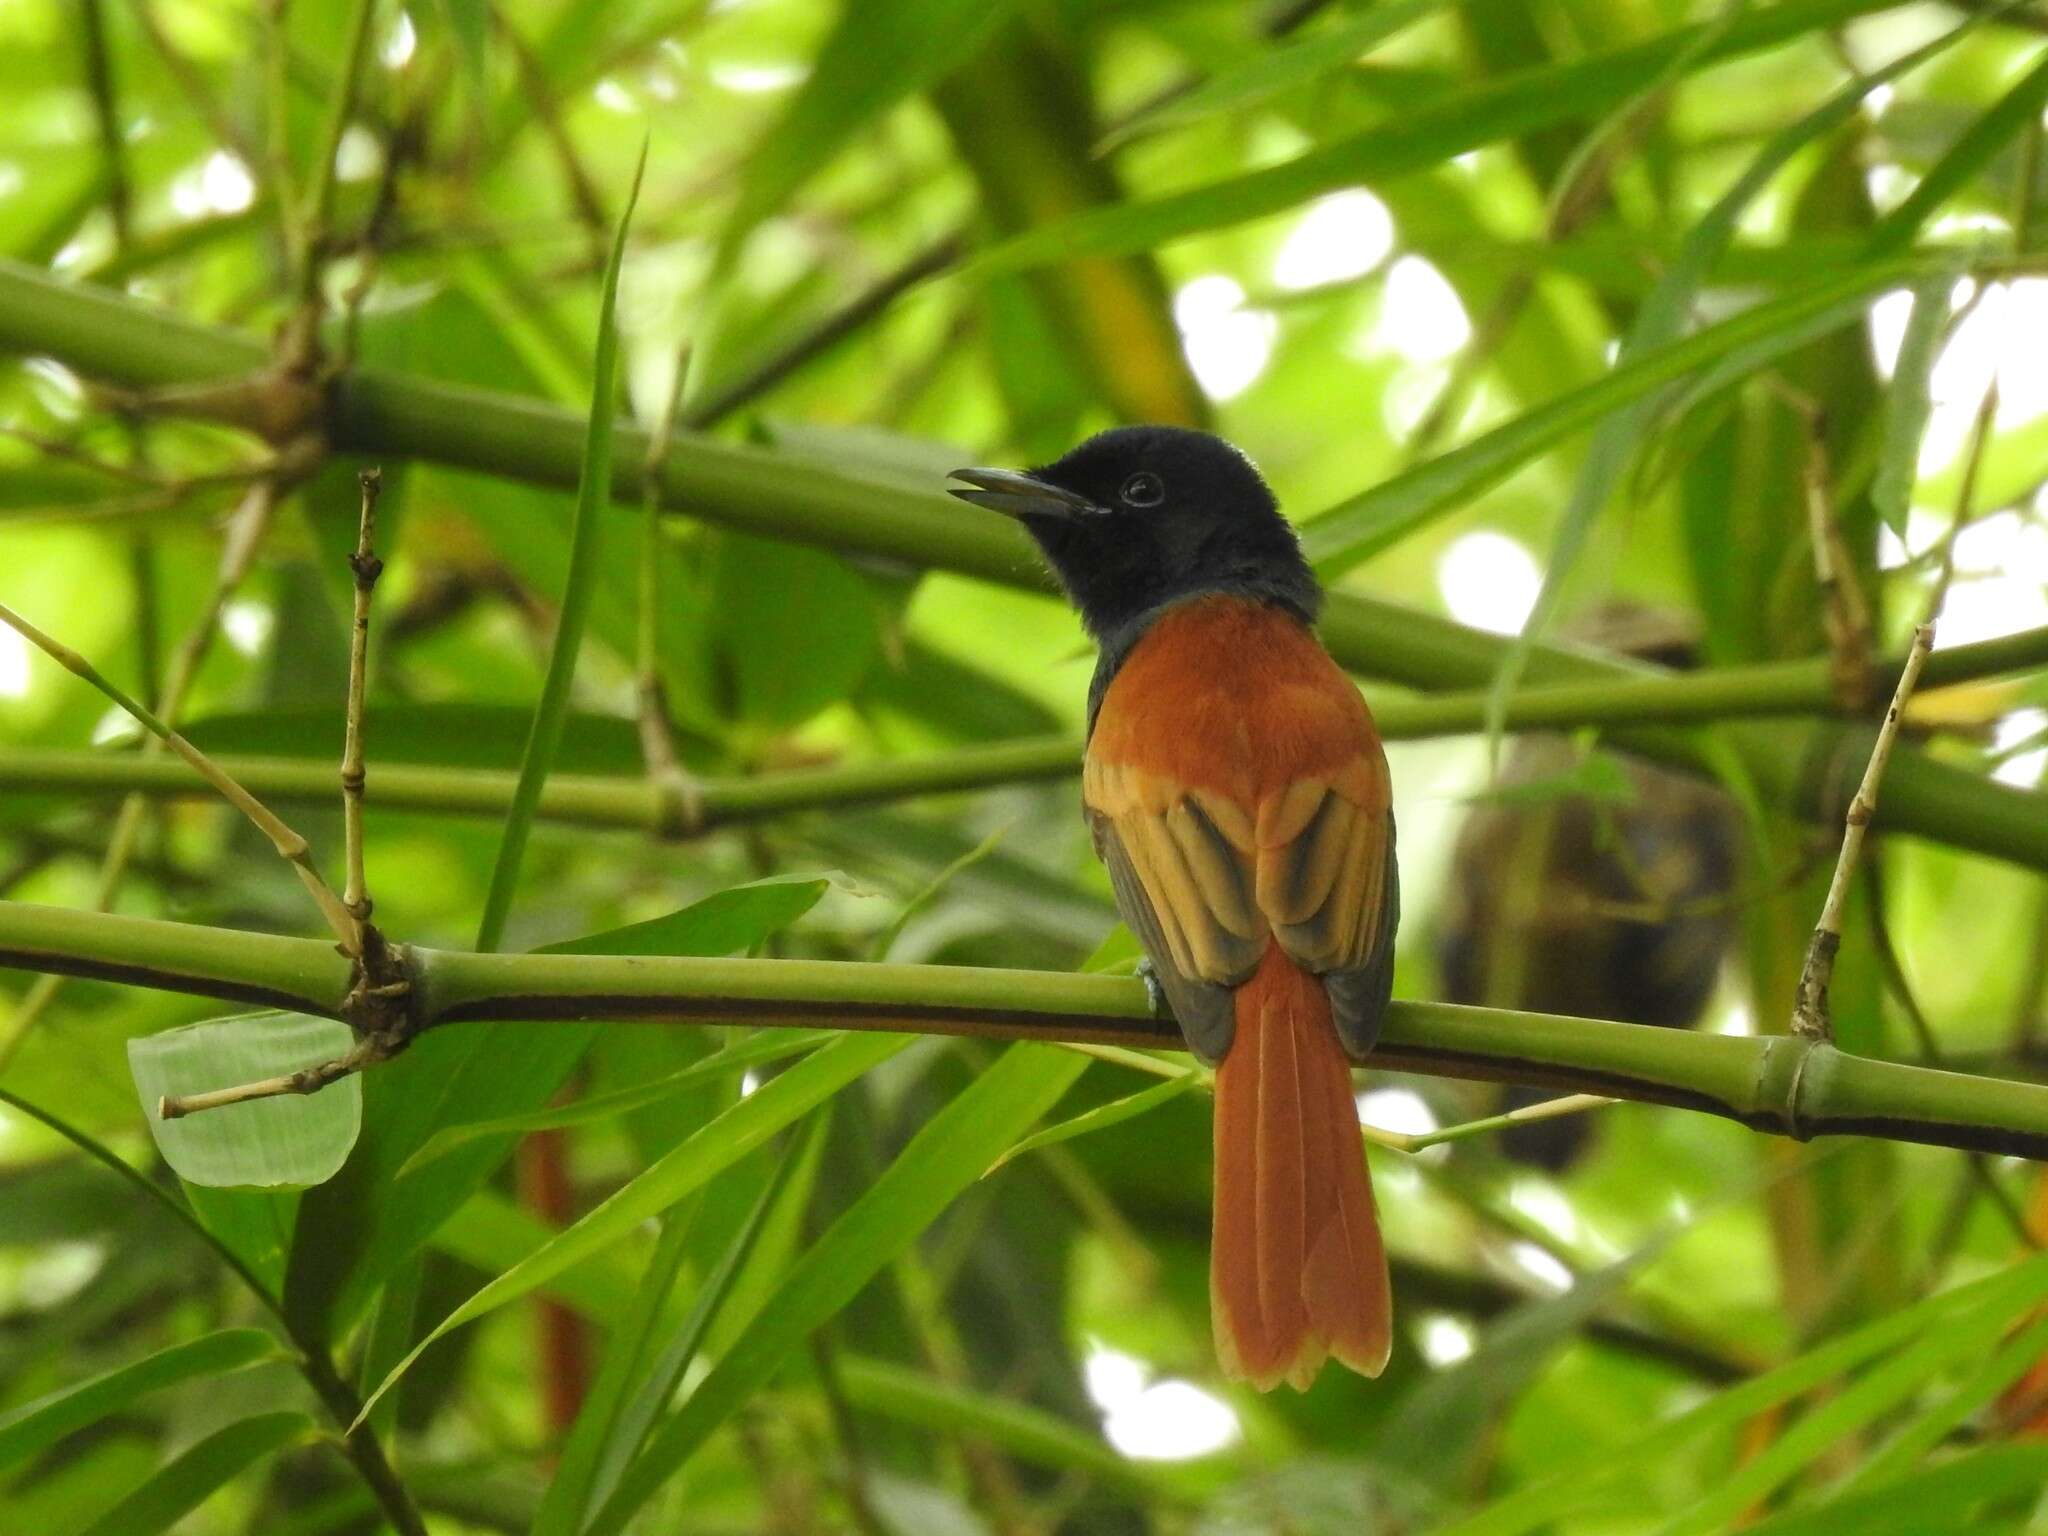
[1252,752,1399,1058]
[1082,758,1265,1064]
[1082,749,1398,1062]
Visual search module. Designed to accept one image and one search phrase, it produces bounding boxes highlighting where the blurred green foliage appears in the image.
[3,0,2048,1532]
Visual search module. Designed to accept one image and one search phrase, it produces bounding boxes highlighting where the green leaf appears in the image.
[1378,1247,1647,1493]
[281,874,825,1345]
[1475,12,1979,751]
[976,0,1900,271]
[429,1188,642,1321]
[354,1030,910,1424]
[128,1012,362,1189]
[1873,276,1954,537]
[985,1072,1195,1174]
[544,874,835,959]
[398,1027,831,1176]
[1302,260,1913,574]
[838,1354,1161,1490]
[1441,1251,2048,1536]
[588,1042,1089,1534]
[1868,47,2048,253]
[531,1200,703,1536]
[1651,1260,2035,1534]
[475,142,645,952]
[0,1330,280,1473]
[1103,0,1450,146]
[706,534,880,729]
[1852,1307,2048,1490]
[715,0,1012,270]
[434,0,489,98]
[77,1411,312,1536]
[1740,1445,2048,1536]
[566,1119,824,1531]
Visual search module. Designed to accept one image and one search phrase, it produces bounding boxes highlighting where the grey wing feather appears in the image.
[1323,814,1399,1060]
[1089,808,1244,1065]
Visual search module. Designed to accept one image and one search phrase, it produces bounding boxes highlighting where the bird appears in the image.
[950,426,1397,1391]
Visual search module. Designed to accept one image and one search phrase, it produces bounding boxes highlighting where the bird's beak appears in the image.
[947,467,1103,521]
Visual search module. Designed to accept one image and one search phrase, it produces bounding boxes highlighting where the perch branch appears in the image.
[9,901,2048,1158]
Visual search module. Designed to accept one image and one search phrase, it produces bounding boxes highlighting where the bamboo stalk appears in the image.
[6,898,2048,1159]
[1,603,2041,843]
[3,257,2047,869]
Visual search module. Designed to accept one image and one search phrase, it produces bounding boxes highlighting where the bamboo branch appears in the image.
[1,616,2043,841]
[0,601,359,953]
[341,468,382,917]
[4,258,2048,869]
[6,899,2048,1158]
[1793,625,1934,1040]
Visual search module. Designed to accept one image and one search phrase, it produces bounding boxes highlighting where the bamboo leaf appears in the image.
[1740,1445,2048,1536]
[76,1411,312,1536]
[1302,261,1911,574]
[353,1030,910,1424]
[1103,0,1451,147]
[587,1042,1089,1534]
[398,1028,832,1177]
[564,1118,825,1531]
[1480,13,1984,750]
[837,1354,1164,1491]
[0,1330,280,1473]
[1440,1251,2048,1536]
[984,1072,1195,1174]
[1868,47,2048,253]
[977,0,1900,272]
[1653,1279,2038,1536]
[530,1200,702,1536]
[128,1012,361,1189]
[716,0,1010,270]
[475,142,644,952]
[1851,1307,2048,1490]
[1873,276,1956,537]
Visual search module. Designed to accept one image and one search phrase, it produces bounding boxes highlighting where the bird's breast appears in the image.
[1086,595,1378,805]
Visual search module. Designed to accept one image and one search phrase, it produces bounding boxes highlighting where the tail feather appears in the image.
[1213,947,1391,1390]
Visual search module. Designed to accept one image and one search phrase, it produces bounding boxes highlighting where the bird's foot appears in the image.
[1134,957,1167,1017]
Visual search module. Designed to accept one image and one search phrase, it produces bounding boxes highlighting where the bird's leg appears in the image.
[1135,956,1168,1018]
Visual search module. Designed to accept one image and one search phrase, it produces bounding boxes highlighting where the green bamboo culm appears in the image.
[475,144,646,953]
[10,899,2048,1163]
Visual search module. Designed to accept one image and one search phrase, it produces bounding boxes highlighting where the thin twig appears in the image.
[294,0,380,304]
[0,598,359,953]
[81,0,132,249]
[341,468,383,917]
[158,1037,381,1119]
[125,0,266,186]
[1791,624,1934,1040]
[1798,406,1877,709]
[1405,1092,1618,1154]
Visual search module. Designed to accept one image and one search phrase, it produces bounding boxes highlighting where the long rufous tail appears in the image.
[1212,946,1391,1390]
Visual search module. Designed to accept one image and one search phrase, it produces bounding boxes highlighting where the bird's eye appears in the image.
[1119,471,1166,508]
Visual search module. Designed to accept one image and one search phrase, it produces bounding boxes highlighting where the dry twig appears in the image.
[1791,624,1935,1040]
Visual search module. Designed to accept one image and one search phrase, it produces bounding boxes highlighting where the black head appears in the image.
[948,426,1321,644]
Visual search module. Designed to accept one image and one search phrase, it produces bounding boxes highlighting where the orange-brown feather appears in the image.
[1213,948,1390,1390]
[1084,595,1394,1391]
